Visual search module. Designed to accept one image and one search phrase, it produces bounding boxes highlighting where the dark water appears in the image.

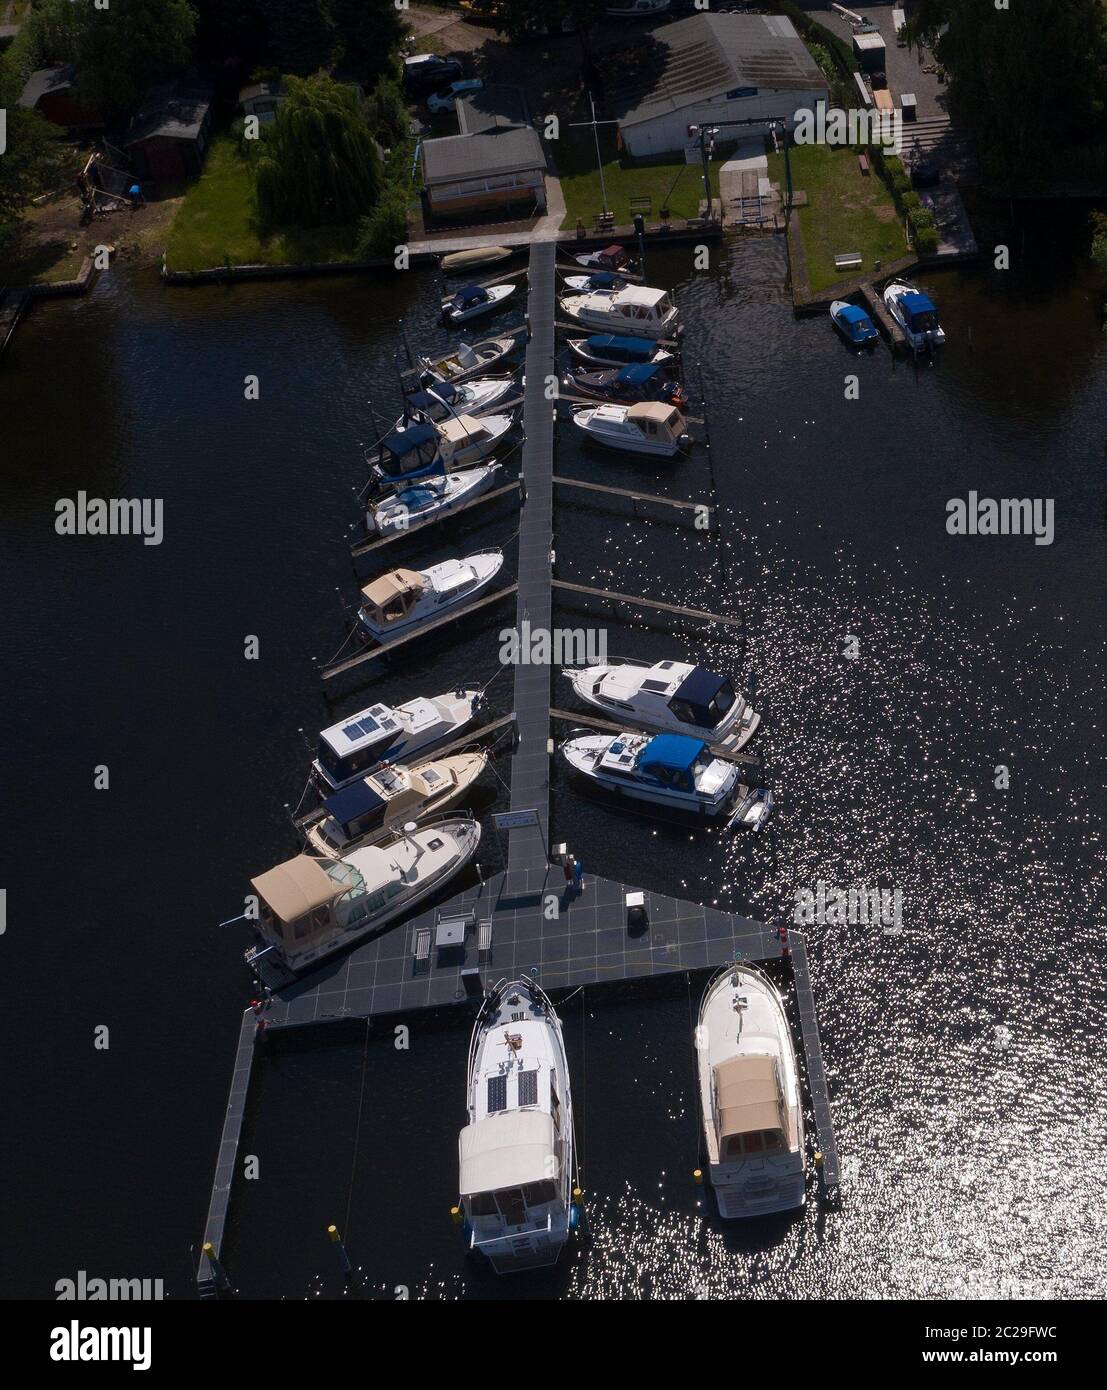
[1,203,1104,1300]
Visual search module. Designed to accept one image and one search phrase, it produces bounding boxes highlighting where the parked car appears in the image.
[403,55,463,97]
[427,78,485,114]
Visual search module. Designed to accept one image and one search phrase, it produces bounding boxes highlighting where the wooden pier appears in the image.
[553,474,710,525]
[348,479,522,560]
[552,578,741,628]
[859,281,908,351]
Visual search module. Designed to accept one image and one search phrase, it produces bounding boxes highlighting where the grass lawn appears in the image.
[769,143,906,293]
[165,136,360,272]
[555,131,720,231]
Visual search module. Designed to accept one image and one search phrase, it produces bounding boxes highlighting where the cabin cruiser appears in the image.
[573,243,633,272]
[366,463,503,535]
[560,284,679,340]
[566,334,677,370]
[561,269,629,293]
[305,751,489,856]
[419,335,520,385]
[830,300,879,347]
[883,280,946,351]
[367,413,513,490]
[393,375,517,430]
[564,362,686,407]
[443,282,515,325]
[441,246,513,275]
[358,551,504,641]
[246,818,481,976]
[572,401,689,457]
[458,977,577,1273]
[696,964,806,1218]
[560,730,772,830]
[564,657,760,751]
[313,689,480,793]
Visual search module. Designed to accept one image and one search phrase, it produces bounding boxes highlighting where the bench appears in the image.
[857,153,870,176]
[834,253,863,272]
[413,928,431,973]
[629,196,652,214]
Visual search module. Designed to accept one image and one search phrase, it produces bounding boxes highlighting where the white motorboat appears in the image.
[313,688,480,793]
[458,977,577,1273]
[559,284,679,340]
[696,964,806,1218]
[443,282,515,325]
[369,412,514,490]
[566,334,676,370]
[305,750,489,856]
[393,376,518,431]
[560,270,629,293]
[564,657,760,751]
[441,246,513,275]
[606,0,669,16]
[358,551,504,641]
[883,279,946,351]
[366,462,503,535]
[560,730,772,830]
[573,243,633,271]
[572,400,689,457]
[246,817,481,975]
[419,335,521,385]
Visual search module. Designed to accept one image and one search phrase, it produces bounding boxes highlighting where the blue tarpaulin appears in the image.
[638,733,705,777]
[322,780,386,834]
[585,335,653,361]
[453,284,488,308]
[616,363,660,385]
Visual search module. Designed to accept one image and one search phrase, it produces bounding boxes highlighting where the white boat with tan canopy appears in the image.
[695,963,806,1218]
[246,816,481,975]
[358,551,504,641]
[458,977,577,1273]
[559,283,680,340]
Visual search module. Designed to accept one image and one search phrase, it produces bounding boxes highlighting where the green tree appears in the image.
[257,0,334,76]
[0,107,67,250]
[255,74,382,228]
[328,0,404,86]
[907,0,1107,190]
[63,0,197,121]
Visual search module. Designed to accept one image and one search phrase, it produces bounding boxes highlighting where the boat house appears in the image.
[608,13,828,158]
[19,65,101,127]
[123,80,215,188]
[422,84,547,221]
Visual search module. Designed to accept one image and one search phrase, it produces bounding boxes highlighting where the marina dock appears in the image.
[196,239,839,1297]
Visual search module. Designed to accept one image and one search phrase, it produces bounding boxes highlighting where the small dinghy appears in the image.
[560,269,629,293]
[564,362,686,407]
[883,279,946,351]
[358,551,504,641]
[419,335,521,385]
[573,242,633,272]
[441,246,513,275]
[246,817,481,976]
[572,400,689,457]
[564,657,759,751]
[305,750,489,856]
[561,729,772,829]
[458,977,577,1273]
[443,282,515,325]
[696,963,806,1218]
[560,284,679,340]
[312,689,481,793]
[366,463,502,535]
[830,300,879,347]
[566,334,677,370]
[393,376,517,431]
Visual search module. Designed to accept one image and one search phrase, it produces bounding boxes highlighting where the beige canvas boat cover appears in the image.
[439,414,484,444]
[714,1054,782,1141]
[459,1112,558,1195]
[361,568,422,607]
[617,285,667,308]
[628,401,680,427]
[251,855,337,924]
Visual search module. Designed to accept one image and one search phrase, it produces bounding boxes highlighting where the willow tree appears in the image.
[255,74,382,228]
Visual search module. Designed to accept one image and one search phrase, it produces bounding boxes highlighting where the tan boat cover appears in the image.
[628,401,680,427]
[439,414,484,444]
[251,855,337,924]
[361,568,422,607]
[714,1054,782,1141]
[459,1112,558,1196]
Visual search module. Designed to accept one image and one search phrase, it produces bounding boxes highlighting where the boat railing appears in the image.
[469,1213,553,1251]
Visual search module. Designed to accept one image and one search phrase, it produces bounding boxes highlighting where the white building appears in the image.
[609,13,829,159]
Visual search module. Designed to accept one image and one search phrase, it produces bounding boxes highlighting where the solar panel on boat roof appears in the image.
[341,716,380,742]
[641,679,670,693]
[487,1075,507,1113]
[518,1070,538,1107]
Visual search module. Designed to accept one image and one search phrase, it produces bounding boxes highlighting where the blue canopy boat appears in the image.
[366,421,446,492]
[442,280,515,325]
[566,333,677,370]
[564,360,687,406]
[829,300,880,347]
[883,280,947,351]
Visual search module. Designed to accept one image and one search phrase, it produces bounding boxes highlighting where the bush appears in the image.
[914,225,939,256]
[910,208,936,232]
[883,155,906,180]
[776,0,859,75]
[901,190,922,213]
[366,76,407,149]
[357,182,410,259]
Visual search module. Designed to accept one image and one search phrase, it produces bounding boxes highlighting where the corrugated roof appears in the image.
[609,13,827,129]
[124,81,213,146]
[423,125,545,184]
[457,84,532,135]
[19,64,76,110]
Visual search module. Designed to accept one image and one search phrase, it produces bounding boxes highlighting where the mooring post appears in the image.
[202,1242,230,1291]
[327,1224,353,1276]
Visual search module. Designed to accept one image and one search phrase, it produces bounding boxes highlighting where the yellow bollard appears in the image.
[450,1205,463,1224]
[814,1150,824,1168]
[693,1168,703,1185]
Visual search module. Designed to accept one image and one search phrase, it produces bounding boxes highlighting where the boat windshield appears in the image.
[325,860,364,894]
[467,1181,558,1219]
